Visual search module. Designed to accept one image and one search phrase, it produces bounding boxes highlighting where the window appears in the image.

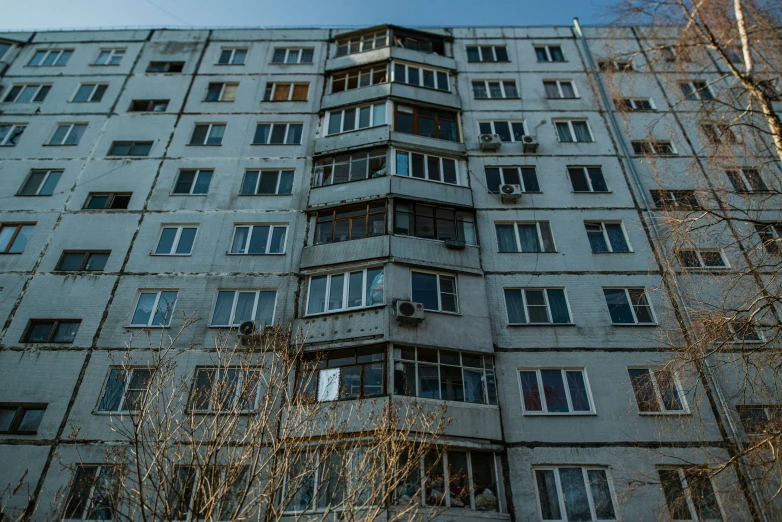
[3,84,51,103]
[395,202,476,245]
[392,449,502,510]
[72,83,108,103]
[585,222,631,253]
[271,47,314,64]
[315,201,385,244]
[108,141,152,156]
[632,141,676,155]
[211,290,276,327]
[189,123,225,146]
[306,267,383,315]
[504,288,572,324]
[0,43,9,61]
[0,124,26,146]
[535,45,565,62]
[229,224,287,254]
[97,368,152,412]
[252,123,303,145]
[336,31,388,57]
[478,120,525,142]
[130,290,178,327]
[472,80,519,99]
[296,346,385,402]
[49,123,87,146]
[22,319,80,343]
[393,346,497,405]
[544,80,577,99]
[18,169,62,196]
[724,47,743,63]
[726,168,767,192]
[535,467,616,521]
[154,226,197,255]
[168,465,248,520]
[205,82,238,102]
[190,369,260,412]
[680,81,714,101]
[754,223,782,255]
[128,99,169,112]
[650,190,701,210]
[331,64,388,93]
[28,49,72,67]
[555,120,593,143]
[485,166,540,193]
[701,123,736,144]
[568,166,608,192]
[660,46,678,62]
[719,320,763,343]
[628,368,686,413]
[395,105,459,142]
[314,148,387,186]
[56,251,109,271]
[94,48,125,65]
[147,61,184,73]
[63,465,120,521]
[598,60,633,72]
[395,150,458,185]
[263,82,309,101]
[326,102,386,135]
[392,62,449,91]
[218,47,247,65]
[496,222,555,253]
[392,31,445,54]
[676,249,728,269]
[0,223,34,253]
[84,193,131,210]
[411,271,458,313]
[466,45,509,62]
[614,98,655,111]
[519,368,592,414]
[658,468,722,521]
[172,169,212,195]
[758,80,780,101]
[241,170,294,195]
[0,404,46,434]
[603,288,655,324]
[736,406,782,435]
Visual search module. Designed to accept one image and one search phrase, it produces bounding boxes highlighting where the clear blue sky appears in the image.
[2,0,616,31]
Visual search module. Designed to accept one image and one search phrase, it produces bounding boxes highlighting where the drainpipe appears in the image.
[572,17,768,522]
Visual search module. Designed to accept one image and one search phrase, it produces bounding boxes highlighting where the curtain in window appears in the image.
[559,468,591,520]
[546,289,570,323]
[561,82,575,98]
[504,289,526,323]
[256,291,276,325]
[572,121,591,142]
[231,227,249,253]
[212,292,234,325]
[517,224,540,252]
[234,292,256,324]
[555,122,572,142]
[495,224,517,253]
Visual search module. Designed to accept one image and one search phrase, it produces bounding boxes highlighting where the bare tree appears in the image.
[596,1,782,519]
[13,319,453,521]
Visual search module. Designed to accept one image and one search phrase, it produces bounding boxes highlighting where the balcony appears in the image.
[327,28,455,72]
[300,235,389,269]
[322,82,461,112]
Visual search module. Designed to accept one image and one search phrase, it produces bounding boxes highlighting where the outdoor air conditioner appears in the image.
[500,184,522,203]
[238,320,265,346]
[479,133,502,151]
[522,135,539,153]
[396,301,425,324]
[444,239,466,250]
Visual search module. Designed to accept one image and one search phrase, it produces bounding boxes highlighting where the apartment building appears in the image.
[0,23,775,521]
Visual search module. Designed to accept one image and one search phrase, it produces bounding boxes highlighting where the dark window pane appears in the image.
[540,370,569,412]
[604,289,634,323]
[412,272,439,311]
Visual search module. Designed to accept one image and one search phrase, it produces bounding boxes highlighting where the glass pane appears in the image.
[50,125,69,145]
[587,168,608,191]
[39,171,61,195]
[447,451,470,507]
[256,291,276,324]
[233,292,256,325]
[364,363,384,396]
[521,168,540,192]
[559,468,591,521]
[418,364,440,399]
[269,227,286,253]
[540,369,569,412]
[98,369,126,411]
[684,469,721,520]
[463,369,484,404]
[504,289,526,324]
[569,168,589,191]
[270,124,286,144]
[176,228,197,254]
[248,226,270,254]
[440,364,463,401]
[520,371,542,410]
[152,291,177,326]
[317,452,346,507]
[318,368,340,401]
[556,122,572,142]
[366,268,383,306]
[192,171,212,194]
[587,470,616,520]
[655,370,684,411]
[328,274,345,310]
[494,121,511,142]
[340,365,361,399]
[536,470,562,520]
[659,470,691,520]
[566,371,590,411]
[173,171,195,194]
[518,224,541,252]
[605,224,628,252]
[496,224,518,253]
[358,106,371,128]
[628,369,658,412]
[604,289,634,324]
[442,159,457,184]
[241,171,258,195]
[131,293,157,325]
[253,124,270,144]
[53,322,79,343]
[373,103,386,125]
[230,226,249,253]
[155,228,177,254]
[20,172,46,195]
[212,291,234,325]
[278,171,294,194]
[485,168,501,193]
[412,272,438,311]
[472,452,499,511]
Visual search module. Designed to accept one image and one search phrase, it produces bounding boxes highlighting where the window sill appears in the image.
[238,193,291,197]
[263,99,308,103]
[89,64,120,67]
[507,323,575,327]
[393,234,477,248]
[125,325,170,329]
[150,253,192,257]
[169,193,208,196]
[203,100,235,103]
[251,143,301,146]
[304,303,385,318]
[537,60,569,64]
[546,97,581,100]
[474,97,520,101]
[591,251,634,254]
[467,60,511,64]
[611,323,658,327]
[214,63,245,66]
[225,252,286,256]
[497,251,558,254]
[638,411,690,416]
[572,190,612,194]
[420,308,462,316]
[186,144,223,147]
[522,411,597,416]
[42,143,79,147]
[488,191,542,195]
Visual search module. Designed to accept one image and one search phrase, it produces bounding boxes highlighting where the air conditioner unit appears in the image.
[238,320,265,346]
[444,239,466,250]
[396,300,425,324]
[479,133,502,151]
[522,135,539,153]
[500,184,522,203]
